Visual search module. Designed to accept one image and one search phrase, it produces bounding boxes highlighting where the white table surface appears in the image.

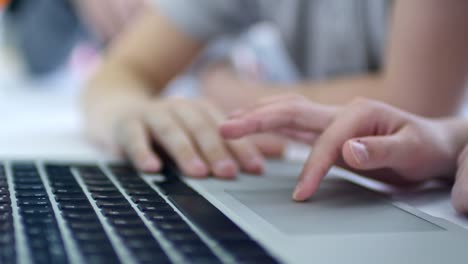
[1,71,468,232]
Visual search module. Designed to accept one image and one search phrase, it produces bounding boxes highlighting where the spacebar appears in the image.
[169,195,248,239]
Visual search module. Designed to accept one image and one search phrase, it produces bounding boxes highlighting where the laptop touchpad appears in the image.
[226,179,443,234]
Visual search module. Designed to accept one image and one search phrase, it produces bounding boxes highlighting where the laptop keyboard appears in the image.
[0,161,279,264]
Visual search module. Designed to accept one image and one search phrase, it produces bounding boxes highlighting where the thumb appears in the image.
[342,135,404,170]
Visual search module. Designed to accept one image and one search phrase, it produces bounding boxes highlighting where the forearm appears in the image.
[277,72,462,118]
[281,75,383,106]
[82,8,203,123]
[440,118,468,160]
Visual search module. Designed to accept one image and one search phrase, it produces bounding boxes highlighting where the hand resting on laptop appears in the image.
[220,94,468,214]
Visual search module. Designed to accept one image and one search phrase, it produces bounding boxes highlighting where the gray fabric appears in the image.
[154,0,391,80]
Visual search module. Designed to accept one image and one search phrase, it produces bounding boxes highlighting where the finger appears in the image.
[172,102,238,179]
[452,164,468,215]
[341,135,404,170]
[292,109,374,201]
[147,109,209,178]
[221,100,334,139]
[115,118,161,172]
[452,149,468,214]
[249,134,286,158]
[227,93,303,119]
[275,128,318,144]
[199,101,265,175]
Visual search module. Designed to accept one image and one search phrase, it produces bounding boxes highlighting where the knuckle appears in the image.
[169,136,196,160]
[191,122,207,134]
[198,134,225,155]
[349,97,376,111]
[153,119,175,138]
[228,139,255,156]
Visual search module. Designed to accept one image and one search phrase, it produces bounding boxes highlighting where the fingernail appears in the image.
[188,159,208,177]
[214,160,238,178]
[292,185,304,201]
[350,140,369,165]
[248,156,265,174]
[141,158,161,172]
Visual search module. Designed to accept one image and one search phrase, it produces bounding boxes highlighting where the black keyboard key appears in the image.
[132,249,171,264]
[69,221,104,232]
[56,196,88,203]
[17,199,48,206]
[84,253,120,264]
[116,227,152,238]
[59,203,93,211]
[102,208,137,217]
[164,232,201,243]
[16,191,47,198]
[120,183,149,190]
[53,188,85,195]
[125,238,157,250]
[95,199,130,208]
[155,179,197,196]
[80,243,115,255]
[87,186,119,192]
[91,193,123,200]
[131,195,164,204]
[15,184,45,191]
[62,212,99,221]
[0,196,11,204]
[153,221,191,232]
[109,218,144,227]
[137,202,172,212]
[75,232,109,242]
[126,189,155,196]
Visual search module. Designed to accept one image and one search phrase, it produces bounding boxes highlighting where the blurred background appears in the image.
[0,0,297,95]
[0,0,302,158]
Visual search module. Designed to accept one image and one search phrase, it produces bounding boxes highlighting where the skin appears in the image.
[83,0,468,178]
[220,95,468,214]
[73,0,148,42]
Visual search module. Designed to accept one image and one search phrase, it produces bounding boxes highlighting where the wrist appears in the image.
[438,118,468,158]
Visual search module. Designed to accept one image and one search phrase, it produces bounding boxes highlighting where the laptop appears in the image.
[1,158,468,264]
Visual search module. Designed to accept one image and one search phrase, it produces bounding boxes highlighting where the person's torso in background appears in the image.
[254,0,390,80]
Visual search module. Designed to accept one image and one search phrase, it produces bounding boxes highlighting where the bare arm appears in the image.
[83,8,203,111]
